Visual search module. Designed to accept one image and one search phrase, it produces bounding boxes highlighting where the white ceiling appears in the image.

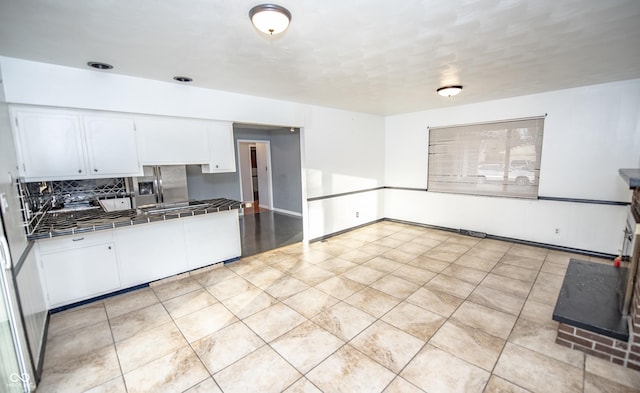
[1,0,639,115]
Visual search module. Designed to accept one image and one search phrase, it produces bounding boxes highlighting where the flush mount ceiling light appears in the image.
[249,4,292,35]
[437,85,463,97]
[173,76,193,83]
[87,61,113,70]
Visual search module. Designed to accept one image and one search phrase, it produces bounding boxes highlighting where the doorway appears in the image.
[233,125,304,257]
[237,140,273,215]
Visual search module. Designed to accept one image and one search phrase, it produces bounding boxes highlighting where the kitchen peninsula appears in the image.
[7,104,245,310]
[34,198,244,310]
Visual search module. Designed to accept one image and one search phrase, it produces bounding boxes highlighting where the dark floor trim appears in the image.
[384,186,427,192]
[538,196,629,206]
[36,314,49,382]
[384,218,616,259]
[307,187,385,202]
[49,283,149,314]
[487,233,615,259]
[48,257,241,314]
[13,241,34,277]
[309,219,386,243]
[10,256,38,383]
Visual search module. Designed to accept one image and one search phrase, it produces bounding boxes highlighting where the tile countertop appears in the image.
[29,198,244,240]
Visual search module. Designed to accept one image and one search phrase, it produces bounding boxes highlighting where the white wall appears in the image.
[304,105,385,197]
[0,71,28,261]
[238,142,254,203]
[0,57,387,241]
[0,57,306,127]
[15,248,47,369]
[303,105,386,238]
[385,79,640,254]
[8,56,634,251]
[308,189,385,240]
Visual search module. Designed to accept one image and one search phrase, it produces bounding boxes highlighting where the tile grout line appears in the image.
[41,222,629,393]
[103,300,131,393]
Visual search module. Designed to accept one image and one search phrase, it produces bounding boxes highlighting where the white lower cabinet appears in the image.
[37,211,241,308]
[115,219,188,287]
[183,210,241,270]
[38,233,120,308]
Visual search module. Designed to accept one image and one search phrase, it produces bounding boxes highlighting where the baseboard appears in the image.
[309,218,386,243]
[384,218,615,259]
[49,283,149,314]
[272,208,302,217]
[31,312,49,386]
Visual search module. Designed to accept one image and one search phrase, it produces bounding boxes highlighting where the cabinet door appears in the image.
[40,242,120,307]
[84,116,141,176]
[136,117,210,164]
[183,210,241,270]
[115,220,188,287]
[14,110,86,180]
[204,121,236,173]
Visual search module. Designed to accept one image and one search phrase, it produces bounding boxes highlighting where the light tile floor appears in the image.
[38,221,640,393]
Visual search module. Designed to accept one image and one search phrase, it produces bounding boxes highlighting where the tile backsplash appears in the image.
[20,177,129,215]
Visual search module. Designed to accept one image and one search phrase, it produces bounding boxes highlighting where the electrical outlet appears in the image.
[356,211,359,218]
[554,228,560,235]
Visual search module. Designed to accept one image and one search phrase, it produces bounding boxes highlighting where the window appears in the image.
[427,116,544,198]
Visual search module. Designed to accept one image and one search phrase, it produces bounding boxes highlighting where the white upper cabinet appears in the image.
[11,106,141,181]
[11,105,237,179]
[13,109,86,180]
[84,116,141,176]
[203,121,236,173]
[135,117,210,164]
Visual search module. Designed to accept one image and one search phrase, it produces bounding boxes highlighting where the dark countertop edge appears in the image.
[619,168,640,189]
[28,199,244,240]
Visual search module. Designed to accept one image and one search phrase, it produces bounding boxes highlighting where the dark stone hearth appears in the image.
[553,259,629,341]
[619,168,640,189]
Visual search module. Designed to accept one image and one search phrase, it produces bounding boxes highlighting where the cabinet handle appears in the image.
[215,164,219,168]
[94,169,98,172]
[108,246,112,250]
[78,169,82,173]
[72,237,85,242]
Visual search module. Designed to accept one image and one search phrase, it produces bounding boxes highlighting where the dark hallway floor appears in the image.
[238,209,303,257]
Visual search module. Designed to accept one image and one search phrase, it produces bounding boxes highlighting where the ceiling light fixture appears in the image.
[87,61,113,70]
[249,4,292,35]
[173,76,193,83]
[437,85,463,97]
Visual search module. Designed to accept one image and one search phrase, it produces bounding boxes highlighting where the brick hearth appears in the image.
[555,187,640,371]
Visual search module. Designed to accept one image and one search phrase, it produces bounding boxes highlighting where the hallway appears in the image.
[239,210,303,257]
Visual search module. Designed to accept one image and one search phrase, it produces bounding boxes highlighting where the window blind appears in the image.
[427,117,545,198]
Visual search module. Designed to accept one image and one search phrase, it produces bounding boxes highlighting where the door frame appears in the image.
[236,139,274,210]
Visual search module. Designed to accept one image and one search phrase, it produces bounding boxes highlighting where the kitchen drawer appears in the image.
[37,230,114,253]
